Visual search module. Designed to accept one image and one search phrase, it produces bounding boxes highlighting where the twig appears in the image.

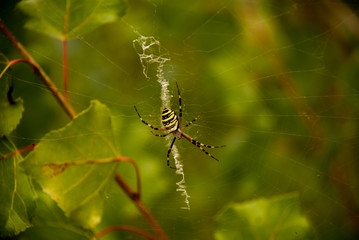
[0,19,76,119]
[115,173,169,240]
[62,39,68,101]
[0,59,28,80]
[115,156,142,198]
[0,144,37,161]
[95,225,157,240]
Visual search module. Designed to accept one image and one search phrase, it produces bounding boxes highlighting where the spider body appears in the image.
[161,108,179,131]
[134,82,225,169]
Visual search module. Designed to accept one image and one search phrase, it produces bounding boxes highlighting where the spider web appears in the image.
[3,0,359,239]
[133,33,191,210]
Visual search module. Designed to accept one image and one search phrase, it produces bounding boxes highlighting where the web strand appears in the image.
[133,34,191,210]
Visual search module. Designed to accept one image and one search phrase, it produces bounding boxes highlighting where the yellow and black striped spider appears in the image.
[134,82,225,169]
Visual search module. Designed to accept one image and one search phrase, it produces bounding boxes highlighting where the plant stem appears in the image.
[0,144,37,161]
[95,225,157,240]
[0,59,28,80]
[115,173,169,240]
[0,19,76,119]
[62,39,68,101]
[116,156,142,198]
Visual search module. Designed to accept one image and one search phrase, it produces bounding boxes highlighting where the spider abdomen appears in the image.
[161,108,178,130]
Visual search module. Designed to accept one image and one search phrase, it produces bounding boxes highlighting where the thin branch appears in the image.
[115,174,168,240]
[0,59,29,81]
[62,39,68,101]
[95,225,157,240]
[0,144,37,161]
[116,156,142,198]
[0,19,76,119]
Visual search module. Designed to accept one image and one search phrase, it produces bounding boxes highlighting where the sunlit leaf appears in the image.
[215,193,315,240]
[21,100,120,228]
[0,75,24,136]
[17,0,126,40]
[19,190,93,240]
[0,137,36,237]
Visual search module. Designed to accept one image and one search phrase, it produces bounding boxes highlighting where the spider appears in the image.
[134,82,225,169]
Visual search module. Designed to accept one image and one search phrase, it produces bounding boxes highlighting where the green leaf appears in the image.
[215,193,315,240]
[0,75,24,136]
[21,100,120,228]
[18,0,126,40]
[19,190,93,240]
[0,137,37,237]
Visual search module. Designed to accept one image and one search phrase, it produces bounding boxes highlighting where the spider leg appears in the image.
[167,138,177,169]
[150,131,172,137]
[181,132,224,161]
[176,82,183,126]
[183,135,219,161]
[134,106,167,131]
[181,132,226,148]
[181,114,201,130]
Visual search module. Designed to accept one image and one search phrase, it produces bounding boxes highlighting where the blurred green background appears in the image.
[1,0,359,239]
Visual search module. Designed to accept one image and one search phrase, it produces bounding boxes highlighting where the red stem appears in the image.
[0,144,37,161]
[0,59,29,79]
[8,59,28,66]
[115,174,168,240]
[0,19,76,119]
[117,156,142,198]
[95,225,157,240]
[62,39,68,101]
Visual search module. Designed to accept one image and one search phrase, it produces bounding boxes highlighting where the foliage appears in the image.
[215,193,314,240]
[1,0,359,239]
[18,0,126,40]
[21,100,119,229]
[0,74,24,136]
[20,190,93,240]
[0,137,36,237]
